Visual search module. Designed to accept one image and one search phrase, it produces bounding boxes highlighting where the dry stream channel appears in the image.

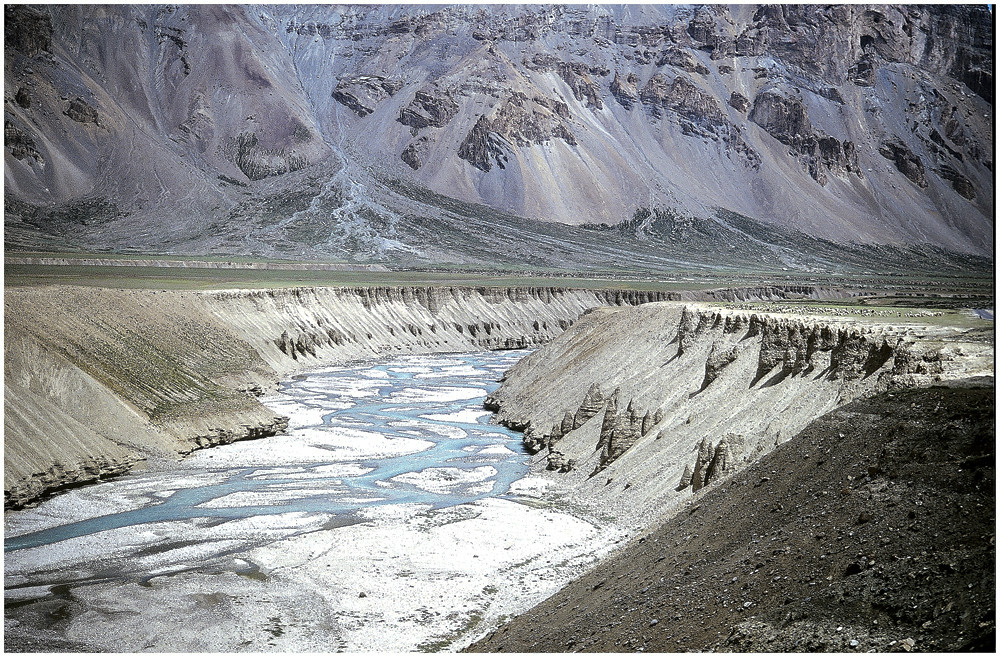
[5,351,622,651]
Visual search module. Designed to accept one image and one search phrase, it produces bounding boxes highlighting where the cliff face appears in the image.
[2,284,669,509]
[4,286,285,508]
[199,286,674,376]
[4,5,993,263]
[486,302,993,522]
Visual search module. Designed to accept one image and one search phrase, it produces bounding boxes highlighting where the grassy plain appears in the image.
[4,252,994,300]
[717,298,993,330]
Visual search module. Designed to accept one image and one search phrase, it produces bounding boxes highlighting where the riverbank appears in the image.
[470,383,995,652]
[5,283,854,509]
[5,284,675,508]
[483,302,993,526]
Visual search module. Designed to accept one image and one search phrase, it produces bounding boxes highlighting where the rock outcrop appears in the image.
[656,47,711,75]
[639,74,759,166]
[333,75,403,117]
[63,97,99,125]
[679,433,745,492]
[4,5,52,57]
[728,91,749,113]
[573,384,605,430]
[458,92,577,172]
[750,88,862,184]
[525,54,607,110]
[610,71,639,110]
[398,89,459,130]
[224,131,310,181]
[4,120,42,163]
[938,164,976,200]
[879,139,927,187]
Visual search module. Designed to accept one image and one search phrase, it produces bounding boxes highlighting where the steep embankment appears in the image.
[4,286,282,509]
[198,286,668,377]
[486,302,993,524]
[471,384,995,652]
[3,285,669,509]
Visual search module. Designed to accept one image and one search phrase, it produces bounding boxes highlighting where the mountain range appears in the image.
[3,4,993,271]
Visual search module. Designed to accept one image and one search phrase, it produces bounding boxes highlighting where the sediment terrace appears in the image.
[486,302,993,524]
[5,284,674,508]
[6,284,989,515]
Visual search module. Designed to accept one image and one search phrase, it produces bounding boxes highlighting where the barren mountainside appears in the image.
[3,4,994,264]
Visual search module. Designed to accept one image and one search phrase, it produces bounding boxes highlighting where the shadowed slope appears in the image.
[470,384,995,652]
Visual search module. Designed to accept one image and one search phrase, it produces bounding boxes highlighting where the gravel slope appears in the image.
[470,383,995,652]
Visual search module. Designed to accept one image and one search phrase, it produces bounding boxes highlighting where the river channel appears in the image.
[4,351,622,652]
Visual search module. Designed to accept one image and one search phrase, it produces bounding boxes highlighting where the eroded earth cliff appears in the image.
[3,284,669,508]
[485,301,992,522]
[467,299,993,651]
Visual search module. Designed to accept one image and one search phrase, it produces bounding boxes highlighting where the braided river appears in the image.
[4,351,623,651]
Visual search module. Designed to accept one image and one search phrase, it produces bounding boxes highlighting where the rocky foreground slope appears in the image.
[471,384,995,652]
[4,284,672,509]
[4,5,993,264]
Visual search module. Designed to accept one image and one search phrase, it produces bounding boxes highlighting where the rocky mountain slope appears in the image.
[4,4,993,267]
[470,384,995,652]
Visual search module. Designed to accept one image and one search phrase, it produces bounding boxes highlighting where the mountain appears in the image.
[3,4,994,269]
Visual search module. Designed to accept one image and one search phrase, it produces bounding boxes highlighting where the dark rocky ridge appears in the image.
[458,92,577,172]
[748,88,862,184]
[471,384,995,652]
[333,75,403,118]
[3,4,993,263]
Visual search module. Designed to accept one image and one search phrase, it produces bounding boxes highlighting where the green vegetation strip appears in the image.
[3,257,993,298]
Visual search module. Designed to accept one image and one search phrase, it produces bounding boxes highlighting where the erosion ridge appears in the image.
[485,302,993,524]
[5,283,687,509]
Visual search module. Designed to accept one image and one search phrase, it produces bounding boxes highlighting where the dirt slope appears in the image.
[470,384,995,652]
[486,301,993,525]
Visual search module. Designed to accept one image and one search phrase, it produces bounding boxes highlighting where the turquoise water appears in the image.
[4,351,531,555]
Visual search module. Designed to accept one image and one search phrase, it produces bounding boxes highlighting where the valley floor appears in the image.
[4,352,624,652]
[3,273,994,652]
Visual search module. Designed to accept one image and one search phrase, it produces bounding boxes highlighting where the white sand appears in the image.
[420,409,492,424]
[386,418,468,439]
[414,365,488,379]
[390,466,497,494]
[387,386,488,403]
[478,445,518,457]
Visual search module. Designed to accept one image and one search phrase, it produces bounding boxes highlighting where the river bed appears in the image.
[4,351,624,651]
